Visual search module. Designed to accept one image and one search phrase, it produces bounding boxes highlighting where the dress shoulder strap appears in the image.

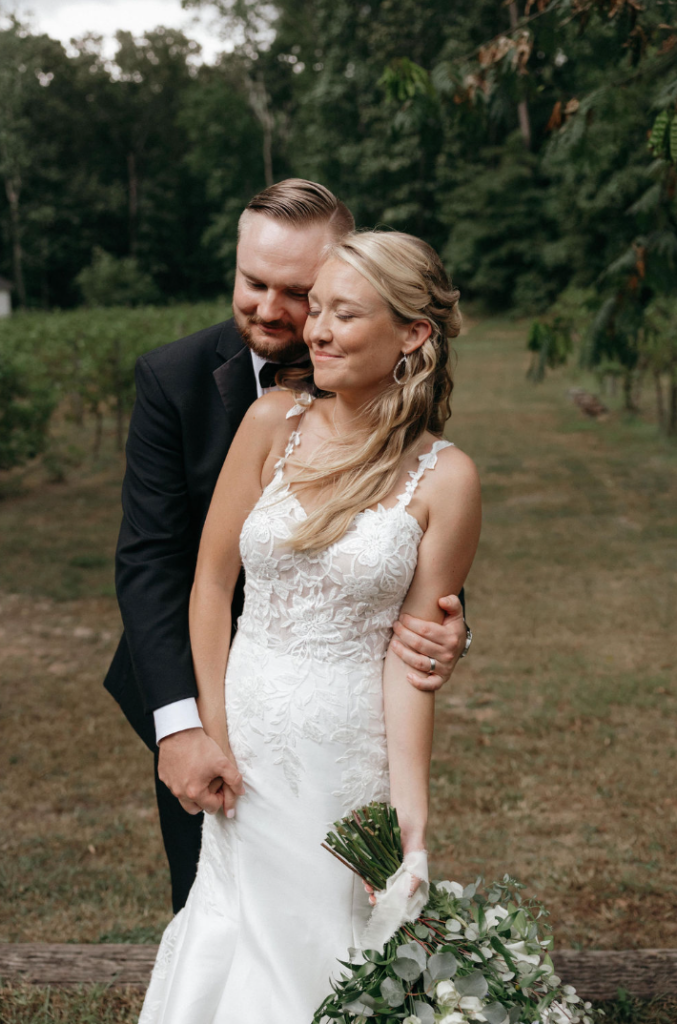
[395,439,454,508]
[273,392,314,476]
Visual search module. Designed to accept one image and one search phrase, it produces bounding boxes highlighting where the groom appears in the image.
[104,179,470,913]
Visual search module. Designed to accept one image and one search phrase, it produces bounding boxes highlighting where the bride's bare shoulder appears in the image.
[240,390,307,437]
[425,436,480,510]
[247,389,299,420]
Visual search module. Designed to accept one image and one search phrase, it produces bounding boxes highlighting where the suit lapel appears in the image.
[212,320,258,434]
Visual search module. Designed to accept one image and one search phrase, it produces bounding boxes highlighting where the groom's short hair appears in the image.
[239,179,355,238]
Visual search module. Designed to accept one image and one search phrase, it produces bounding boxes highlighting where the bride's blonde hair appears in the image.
[278,230,461,552]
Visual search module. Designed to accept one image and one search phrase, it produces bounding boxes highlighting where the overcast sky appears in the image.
[6,0,227,62]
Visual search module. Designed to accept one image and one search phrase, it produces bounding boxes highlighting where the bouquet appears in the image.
[314,803,602,1024]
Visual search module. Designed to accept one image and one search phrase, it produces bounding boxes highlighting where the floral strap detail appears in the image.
[273,393,314,476]
[286,391,314,419]
[395,439,454,508]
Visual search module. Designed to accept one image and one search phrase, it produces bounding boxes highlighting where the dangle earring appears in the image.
[393,354,408,384]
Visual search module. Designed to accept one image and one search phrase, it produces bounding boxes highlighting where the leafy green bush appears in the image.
[0,300,231,458]
[0,349,56,470]
[75,247,160,307]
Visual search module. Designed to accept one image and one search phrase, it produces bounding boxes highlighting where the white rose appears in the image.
[437,880,465,898]
[459,995,485,1014]
[438,1014,465,1024]
[502,940,541,966]
[436,979,460,1007]
[403,1017,422,1024]
[484,905,509,929]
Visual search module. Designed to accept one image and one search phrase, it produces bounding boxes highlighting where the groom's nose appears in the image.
[256,288,287,323]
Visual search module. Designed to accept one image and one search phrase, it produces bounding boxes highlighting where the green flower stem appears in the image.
[320,842,367,881]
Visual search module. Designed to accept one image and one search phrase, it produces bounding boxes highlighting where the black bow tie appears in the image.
[258,362,281,389]
[258,358,311,390]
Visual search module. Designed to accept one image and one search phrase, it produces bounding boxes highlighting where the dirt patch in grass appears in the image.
[1,318,676,957]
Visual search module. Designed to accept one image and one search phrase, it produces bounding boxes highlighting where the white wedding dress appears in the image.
[139,396,452,1024]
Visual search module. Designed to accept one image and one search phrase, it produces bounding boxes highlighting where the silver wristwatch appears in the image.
[460,621,472,658]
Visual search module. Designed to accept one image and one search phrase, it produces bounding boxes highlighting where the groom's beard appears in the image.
[234,309,310,364]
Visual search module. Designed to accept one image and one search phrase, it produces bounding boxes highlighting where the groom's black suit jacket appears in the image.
[104,318,257,751]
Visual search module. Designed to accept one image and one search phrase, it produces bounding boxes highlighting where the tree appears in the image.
[527,16,677,424]
[0,17,55,305]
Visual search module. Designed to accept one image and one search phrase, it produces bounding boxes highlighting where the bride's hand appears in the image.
[207,772,241,818]
[362,876,422,906]
[195,706,244,818]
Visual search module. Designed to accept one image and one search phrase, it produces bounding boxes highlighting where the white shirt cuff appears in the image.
[153,698,203,745]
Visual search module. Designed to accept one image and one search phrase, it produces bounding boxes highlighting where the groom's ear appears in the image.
[401,319,432,355]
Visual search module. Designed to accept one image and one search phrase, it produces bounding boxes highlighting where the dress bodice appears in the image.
[237,394,453,665]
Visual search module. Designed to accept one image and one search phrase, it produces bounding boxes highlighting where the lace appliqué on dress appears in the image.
[191,812,241,918]
[234,399,454,807]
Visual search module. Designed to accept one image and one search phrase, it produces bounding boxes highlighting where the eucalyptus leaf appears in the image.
[380,977,406,1007]
[463,883,477,899]
[414,923,431,939]
[412,1001,435,1024]
[341,999,374,1016]
[396,941,427,970]
[427,951,457,981]
[391,956,423,982]
[455,971,489,999]
[482,1002,509,1024]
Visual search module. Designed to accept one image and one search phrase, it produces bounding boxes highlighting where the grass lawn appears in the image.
[1,312,675,1020]
[0,986,676,1024]
[432,316,677,953]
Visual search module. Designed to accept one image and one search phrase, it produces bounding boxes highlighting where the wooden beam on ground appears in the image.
[0,944,156,987]
[551,949,677,1001]
[1,944,677,999]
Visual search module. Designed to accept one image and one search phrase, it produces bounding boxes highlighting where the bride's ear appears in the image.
[401,319,432,355]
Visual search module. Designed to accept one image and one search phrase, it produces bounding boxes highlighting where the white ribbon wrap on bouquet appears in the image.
[358,850,429,954]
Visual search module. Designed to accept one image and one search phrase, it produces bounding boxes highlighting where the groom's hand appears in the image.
[158,728,244,816]
[391,594,466,692]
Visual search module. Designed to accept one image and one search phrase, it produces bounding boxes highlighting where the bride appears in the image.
[139,231,481,1023]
